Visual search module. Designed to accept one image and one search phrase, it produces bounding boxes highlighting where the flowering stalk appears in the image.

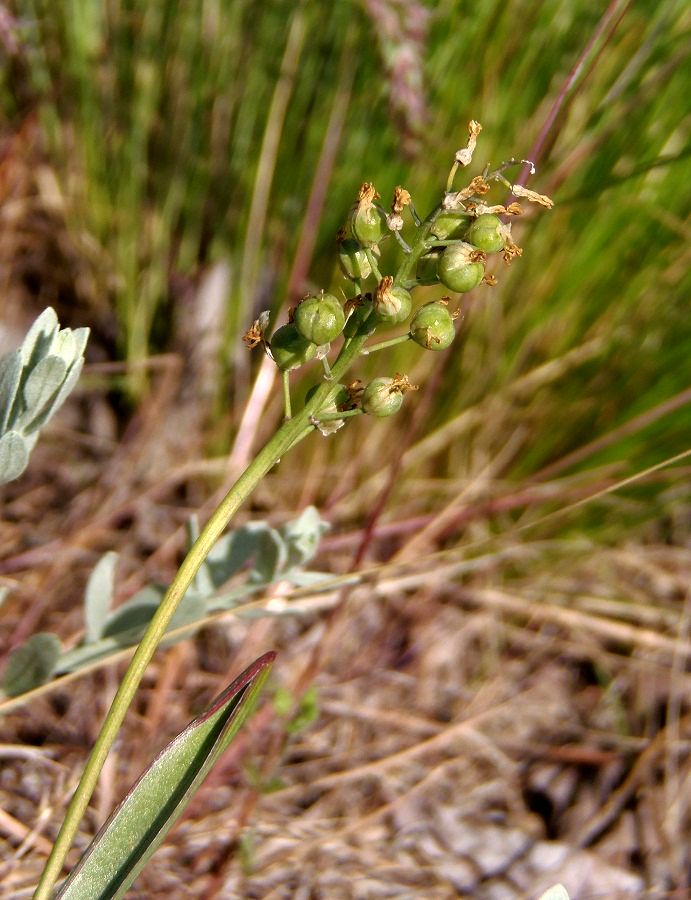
[36,120,552,898]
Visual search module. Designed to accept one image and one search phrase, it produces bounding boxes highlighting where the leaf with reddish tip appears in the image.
[56,652,276,900]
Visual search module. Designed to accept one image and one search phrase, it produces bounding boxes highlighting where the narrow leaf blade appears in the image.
[56,652,276,900]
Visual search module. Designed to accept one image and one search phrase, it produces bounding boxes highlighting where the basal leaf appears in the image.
[55,652,275,900]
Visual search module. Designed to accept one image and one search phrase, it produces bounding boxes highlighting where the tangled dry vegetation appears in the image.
[0,314,689,898]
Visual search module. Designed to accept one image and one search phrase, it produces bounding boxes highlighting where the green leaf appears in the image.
[279,506,329,571]
[0,430,29,485]
[21,355,68,431]
[29,356,86,432]
[2,633,62,696]
[19,306,59,367]
[84,552,118,643]
[204,524,264,587]
[248,525,287,584]
[55,652,276,900]
[0,349,21,432]
[102,587,164,641]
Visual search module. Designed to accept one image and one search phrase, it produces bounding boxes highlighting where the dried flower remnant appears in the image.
[387,186,412,232]
[511,184,555,208]
[243,311,270,349]
[455,119,483,167]
[443,175,491,209]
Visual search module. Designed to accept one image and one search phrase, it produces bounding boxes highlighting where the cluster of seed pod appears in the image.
[244,121,552,429]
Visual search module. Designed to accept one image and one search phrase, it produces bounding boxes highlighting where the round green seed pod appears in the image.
[351,183,385,246]
[410,301,456,350]
[374,277,412,325]
[270,323,317,371]
[352,204,385,245]
[294,293,345,345]
[416,249,442,283]
[467,214,504,253]
[431,210,472,241]
[439,242,485,293]
[338,239,372,280]
[362,377,404,417]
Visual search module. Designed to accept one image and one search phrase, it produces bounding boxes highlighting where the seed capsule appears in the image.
[294,293,345,345]
[431,210,472,241]
[374,276,412,325]
[410,301,456,350]
[270,324,317,371]
[352,183,386,246]
[361,375,417,417]
[439,242,485,293]
[416,249,442,283]
[338,239,372,280]
[362,378,403,417]
[467,214,504,253]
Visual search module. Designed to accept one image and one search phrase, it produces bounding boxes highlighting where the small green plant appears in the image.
[1,508,329,698]
[0,308,89,485]
[33,121,552,898]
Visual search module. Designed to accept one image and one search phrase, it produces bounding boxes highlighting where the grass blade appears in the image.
[55,652,275,899]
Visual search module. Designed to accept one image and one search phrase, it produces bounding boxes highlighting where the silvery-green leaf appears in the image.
[0,349,21,432]
[19,307,58,366]
[280,506,329,570]
[55,653,275,900]
[56,636,133,674]
[203,524,263,587]
[69,326,90,361]
[103,586,164,641]
[32,355,85,430]
[51,327,77,363]
[249,526,288,584]
[2,633,62,696]
[84,552,118,643]
[21,355,67,424]
[0,430,29,484]
[187,516,216,598]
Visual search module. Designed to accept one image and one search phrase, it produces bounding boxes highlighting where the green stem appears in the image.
[282,369,292,419]
[361,333,412,355]
[35,312,372,900]
[316,408,362,421]
[34,413,312,899]
[364,247,383,281]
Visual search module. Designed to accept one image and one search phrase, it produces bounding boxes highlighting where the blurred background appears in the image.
[1,0,690,896]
